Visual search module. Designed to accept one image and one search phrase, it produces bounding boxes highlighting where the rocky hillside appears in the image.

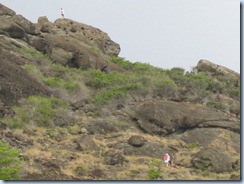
[0,3,240,180]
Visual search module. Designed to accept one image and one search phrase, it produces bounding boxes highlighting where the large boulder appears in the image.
[73,134,98,151]
[0,50,49,106]
[112,139,165,159]
[13,14,37,35]
[128,135,146,147]
[104,150,125,165]
[0,17,26,39]
[54,18,120,57]
[196,59,239,81]
[192,148,235,173]
[0,3,16,16]
[37,16,49,26]
[130,100,240,136]
[85,119,118,135]
[29,36,53,55]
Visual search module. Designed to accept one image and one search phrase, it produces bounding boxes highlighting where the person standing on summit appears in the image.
[61,8,64,18]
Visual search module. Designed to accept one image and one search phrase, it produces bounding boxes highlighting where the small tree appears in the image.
[147,159,163,180]
[0,141,22,180]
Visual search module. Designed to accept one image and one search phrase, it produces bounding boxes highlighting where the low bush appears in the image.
[147,159,163,180]
[0,141,22,180]
[4,96,68,128]
[188,142,199,149]
[18,47,49,60]
[207,101,224,110]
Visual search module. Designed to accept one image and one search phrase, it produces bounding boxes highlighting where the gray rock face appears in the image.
[0,50,49,106]
[128,135,146,147]
[104,150,125,165]
[73,134,98,151]
[0,3,16,16]
[196,59,239,80]
[13,15,37,35]
[54,18,120,57]
[0,17,26,39]
[130,100,240,136]
[29,36,53,55]
[192,148,235,173]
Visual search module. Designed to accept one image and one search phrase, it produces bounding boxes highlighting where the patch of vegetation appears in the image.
[0,141,22,180]
[192,168,211,177]
[207,101,224,110]
[109,57,133,70]
[23,64,82,94]
[18,47,49,60]
[3,96,68,128]
[228,89,240,99]
[147,159,163,180]
[74,165,89,176]
[92,87,127,105]
[188,142,199,149]
[84,62,178,104]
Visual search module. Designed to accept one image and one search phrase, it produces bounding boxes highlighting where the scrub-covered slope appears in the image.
[0,3,240,180]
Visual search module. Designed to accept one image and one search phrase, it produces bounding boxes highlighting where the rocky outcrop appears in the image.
[104,150,125,165]
[0,17,26,38]
[12,15,37,35]
[73,134,98,151]
[0,3,240,180]
[54,18,120,57]
[0,3,123,72]
[0,3,16,16]
[128,135,146,147]
[0,50,49,106]
[130,100,240,136]
[29,36,53,54]
[192,148,235,173]
[196,59,239,81]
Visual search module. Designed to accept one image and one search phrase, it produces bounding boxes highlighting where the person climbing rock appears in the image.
[61,8,64,18]
[164,153,170,167]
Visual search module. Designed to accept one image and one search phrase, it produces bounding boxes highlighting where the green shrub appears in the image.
[228,89,240,99]
[93,88,127,105]
[207,101,223,110]
[22,64,44,78]
[4,96,68,128]
[75,165,89,176]
[147,159,163,180]
[188,142,199,149]
[109,57,132,70]
[155,78,178,94]
[18,47,49,60]
[43,77,63,87]
[0,141,22,180]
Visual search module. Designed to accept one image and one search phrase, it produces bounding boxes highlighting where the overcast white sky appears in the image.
[0,0,240,73]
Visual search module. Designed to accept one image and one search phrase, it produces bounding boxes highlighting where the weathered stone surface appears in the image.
[196,59,239,80]
[130,100,240,136]
[0,3,16,16]
[0,49,49,106]
[54,18,120,57]
[192,148,235,173]
[113,140,165,159]
[37,16,49,27]
[13,14,36,35]
[128,135,146,147]
[50,47,73,65]
[40,22,55,33]
[85,119,118,135]
[73,134,98,151]
[0,17,26,39]
[29,36,53,55]
[104,150,125,165]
